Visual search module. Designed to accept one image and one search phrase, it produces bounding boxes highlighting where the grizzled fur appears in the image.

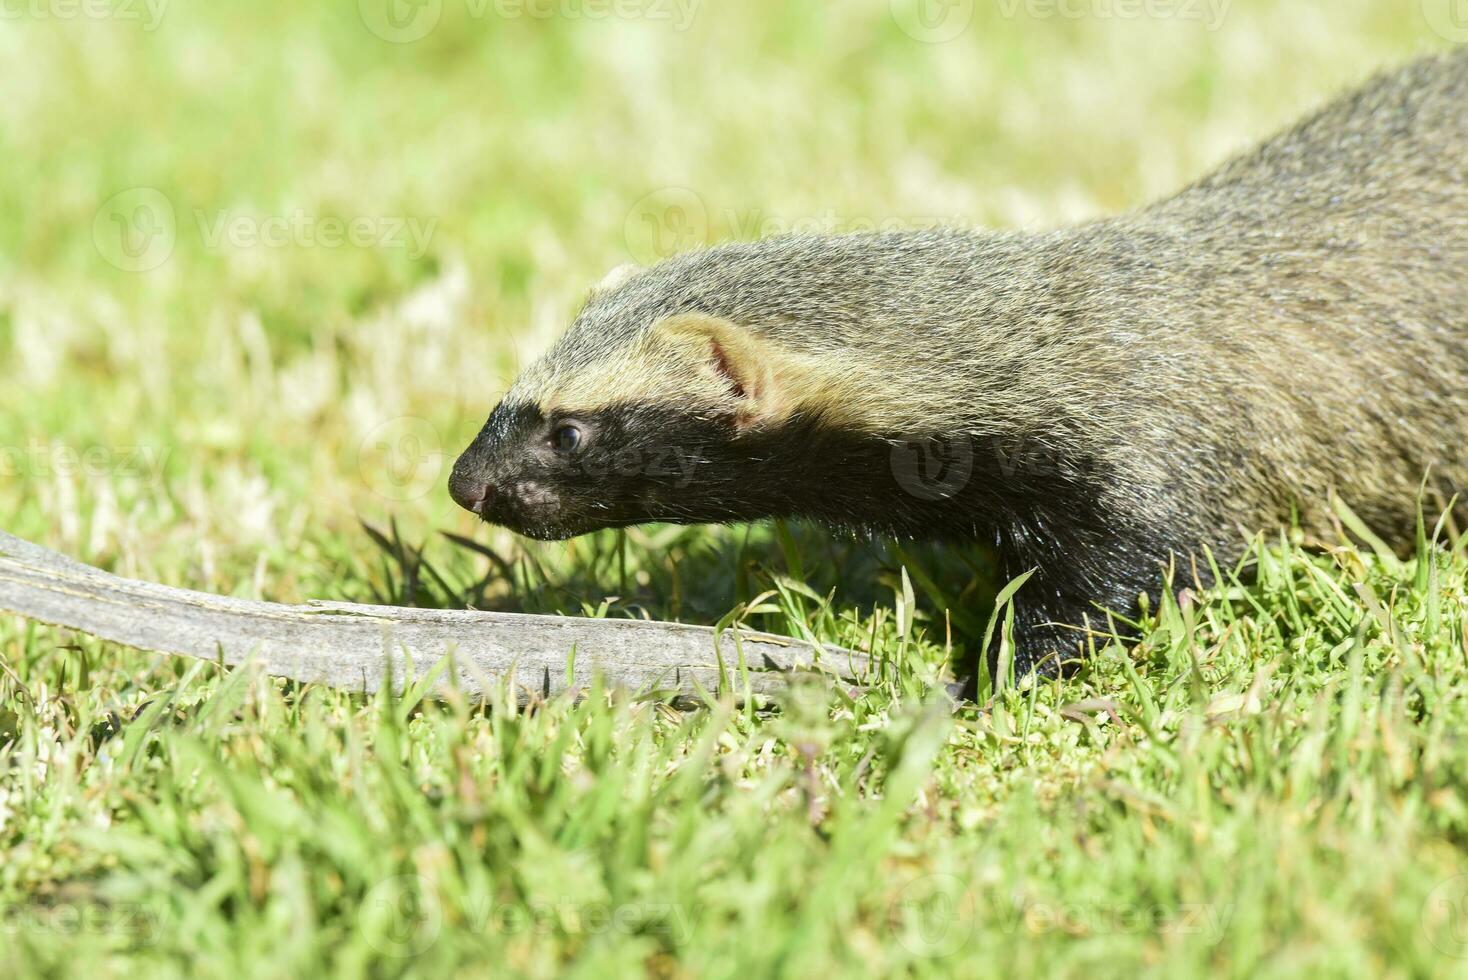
[452,50,1468,676]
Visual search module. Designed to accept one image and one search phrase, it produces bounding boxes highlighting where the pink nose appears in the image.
[449,478,493,515]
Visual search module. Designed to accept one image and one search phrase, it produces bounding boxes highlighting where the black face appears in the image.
[449,400,775,540]
[449,401,1026,542]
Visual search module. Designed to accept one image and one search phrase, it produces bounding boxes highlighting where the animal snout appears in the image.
[448,462,494,515]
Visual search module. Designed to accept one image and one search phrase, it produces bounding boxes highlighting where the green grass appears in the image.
[2,0,1467,975]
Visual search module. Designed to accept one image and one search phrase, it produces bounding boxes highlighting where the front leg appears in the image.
[986,517,1204,681]
[1006,583,1103,677]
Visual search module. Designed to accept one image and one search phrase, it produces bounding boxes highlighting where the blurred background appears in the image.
[0,0,1449,607]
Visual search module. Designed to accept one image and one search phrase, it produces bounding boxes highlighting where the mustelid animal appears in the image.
[450,50,1468,676]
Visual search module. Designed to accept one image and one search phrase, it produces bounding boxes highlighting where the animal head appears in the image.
[447,245,907,540]
[447,231,1056,541]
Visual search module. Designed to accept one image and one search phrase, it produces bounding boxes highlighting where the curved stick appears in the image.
[0,530,875,703]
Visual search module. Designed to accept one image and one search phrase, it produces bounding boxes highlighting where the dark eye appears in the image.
[552,423,583,453]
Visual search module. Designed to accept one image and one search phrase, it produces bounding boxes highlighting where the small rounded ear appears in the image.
[651,313,787,426]
[592,263,642,294]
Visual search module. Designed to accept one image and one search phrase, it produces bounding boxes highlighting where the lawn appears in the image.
[2,0,1467,975]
